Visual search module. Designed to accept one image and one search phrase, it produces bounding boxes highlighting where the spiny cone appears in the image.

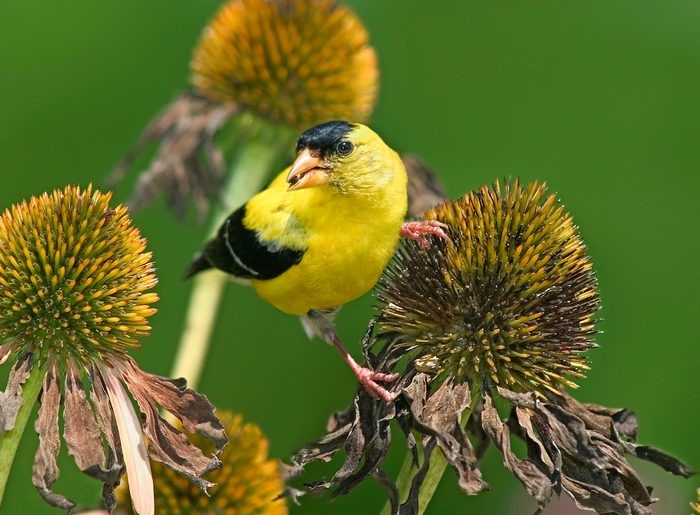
[191,0,378,129]
[117,411,287,514]
[0,185,158,361]
[376,179,599,396]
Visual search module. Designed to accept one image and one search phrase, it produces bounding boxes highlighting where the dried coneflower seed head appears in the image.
[117,411,287,514]
[191,0,378,129]
[376,180,599,396]
[0,185,158,361]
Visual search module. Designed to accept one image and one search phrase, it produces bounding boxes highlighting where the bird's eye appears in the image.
[336,140,354,156]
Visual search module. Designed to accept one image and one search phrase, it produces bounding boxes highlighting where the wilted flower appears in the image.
[108,0,379,219]
[116,410,287,514]
[0,186,226,513]
[290,180,693,514]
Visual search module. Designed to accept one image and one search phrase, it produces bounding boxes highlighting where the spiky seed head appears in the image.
[117,411,287,514]
[376,180,599,396]
[0,186,158,361]
[191,0,378,129]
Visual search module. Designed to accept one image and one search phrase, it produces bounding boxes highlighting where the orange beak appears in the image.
[286,148,331,191]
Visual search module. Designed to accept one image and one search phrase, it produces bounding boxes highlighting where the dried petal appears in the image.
[402,154,449,217]
[64,364,117,482]
[119,357,226,453]
[0,355,32,434]
[115,359,220,491]
[481,391,553,509]
[32,362,73,510]
[88,364,123,463]
[107,93,236,220]
[101,365,154,515]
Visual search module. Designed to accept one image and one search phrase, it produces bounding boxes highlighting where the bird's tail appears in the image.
[184,252,212,279]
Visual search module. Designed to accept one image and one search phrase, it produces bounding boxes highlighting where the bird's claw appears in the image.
[352,365,399,402]
[400,220,451,249]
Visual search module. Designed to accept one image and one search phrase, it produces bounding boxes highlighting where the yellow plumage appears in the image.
[246,126,407,313]
[188,121,446,400]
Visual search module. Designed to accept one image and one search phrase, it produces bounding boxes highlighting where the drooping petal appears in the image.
[101,364,154,515]
[115,358,221,491]
[64,364,118,481]
[88,363,123,463]
[32,362,73,510]
[480,391,553,510]
[119,356,227,452]
[0,354,32,434]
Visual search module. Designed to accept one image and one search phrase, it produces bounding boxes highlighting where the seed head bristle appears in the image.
[0,186,158,361]
[376,179,599,396]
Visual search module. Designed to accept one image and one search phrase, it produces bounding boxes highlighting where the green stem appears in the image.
[0,361,46,505]
[170,136,289,389]
[381,395,477,515]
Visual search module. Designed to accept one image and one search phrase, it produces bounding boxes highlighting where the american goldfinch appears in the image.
[187,121,448,400]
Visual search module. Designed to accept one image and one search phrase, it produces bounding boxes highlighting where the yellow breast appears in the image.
[248,167,407,315]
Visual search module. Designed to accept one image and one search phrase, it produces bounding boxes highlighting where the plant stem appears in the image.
[0,361,46,505]
[381,396,477,515]
[170,136,288,389]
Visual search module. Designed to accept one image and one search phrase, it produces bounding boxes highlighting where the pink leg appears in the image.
[400,220,451,249]
[334,342,399,402]
[306,311,398,402]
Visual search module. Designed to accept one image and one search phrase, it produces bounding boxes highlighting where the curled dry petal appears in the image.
[402,154,449,217]
[106,93,237,220]
[481,391,553,511]
[119,357,227,451]
[115,357,226,491]
[64,364,119,483]
[0,354,32,434]
[101,365,154,515]
[32,362,73,510]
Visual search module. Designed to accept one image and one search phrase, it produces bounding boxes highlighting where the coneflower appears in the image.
[108,0,378,219]
[116,410,287,514]
[290,180,693,515]
[0,186,226,514]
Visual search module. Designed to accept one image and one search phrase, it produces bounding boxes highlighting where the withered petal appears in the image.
[120,357,227,454]
[402,154,449,217]
[417,378,487,495]
[88,364,123,464]
[32,362,74,510]
[0,354,32,434]
[625,444,695,477]
[120,365,219,491]
[64,365,120,483]
[106,92,237,221]
[481,391,553,509]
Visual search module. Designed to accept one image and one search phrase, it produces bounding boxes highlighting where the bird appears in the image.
[186,121,449,400]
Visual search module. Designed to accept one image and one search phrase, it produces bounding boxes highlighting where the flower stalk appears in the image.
[0,358,46,505]
[171,135,290,388]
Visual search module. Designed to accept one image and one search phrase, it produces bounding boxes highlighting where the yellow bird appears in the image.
[186,121,448,400]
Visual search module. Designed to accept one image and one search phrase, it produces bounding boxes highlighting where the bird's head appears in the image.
[286,121,402,196]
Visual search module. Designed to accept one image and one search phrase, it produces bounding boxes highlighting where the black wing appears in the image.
[185,204,305,280]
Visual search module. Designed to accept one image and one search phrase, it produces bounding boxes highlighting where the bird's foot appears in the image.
[400,220,451,249]
[351,364,399,402]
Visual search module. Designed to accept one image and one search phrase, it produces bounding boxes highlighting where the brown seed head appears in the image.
[376,180,599,396]
[191,0,378,129]
[117,410,287,514]
[0,186,158,361]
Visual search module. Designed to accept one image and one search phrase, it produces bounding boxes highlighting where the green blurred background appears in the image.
[1,0,698,513]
